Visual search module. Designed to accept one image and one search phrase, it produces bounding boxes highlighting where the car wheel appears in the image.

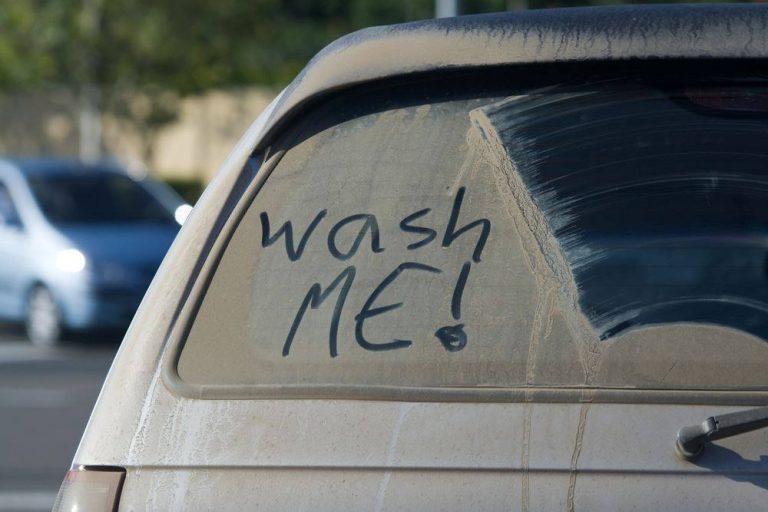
[25,286,62,347]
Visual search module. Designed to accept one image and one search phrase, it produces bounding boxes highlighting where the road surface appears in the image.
[0,324,117,511]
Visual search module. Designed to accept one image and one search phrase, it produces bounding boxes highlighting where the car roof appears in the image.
[257,3,768,149]
[0,157,125,177]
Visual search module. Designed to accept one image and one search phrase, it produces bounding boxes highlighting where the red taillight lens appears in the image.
[52,466,125,512]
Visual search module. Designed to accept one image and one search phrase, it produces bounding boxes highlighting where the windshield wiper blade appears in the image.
[675,405,768,461]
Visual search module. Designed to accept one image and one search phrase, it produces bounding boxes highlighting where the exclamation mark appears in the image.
[435,261,471,352]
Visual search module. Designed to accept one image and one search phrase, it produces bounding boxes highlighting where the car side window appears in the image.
[0,181,22,228]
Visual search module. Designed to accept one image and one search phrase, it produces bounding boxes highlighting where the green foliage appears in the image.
[0,0,745,154]
[0,1,496,92]
[0,0,744,92]
[0,1,78,88]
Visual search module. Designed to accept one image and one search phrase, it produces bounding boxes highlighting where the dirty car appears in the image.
[56,5,768,511]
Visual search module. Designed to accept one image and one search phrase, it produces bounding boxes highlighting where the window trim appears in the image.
[162,64,768,406]
[0,180,23,229]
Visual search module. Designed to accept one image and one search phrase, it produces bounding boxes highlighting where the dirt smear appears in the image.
[566,402,591,512]
[462,100,606,511]
[465,104,604,385]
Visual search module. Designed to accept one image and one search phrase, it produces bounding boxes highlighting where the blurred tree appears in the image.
[0,0,748,162]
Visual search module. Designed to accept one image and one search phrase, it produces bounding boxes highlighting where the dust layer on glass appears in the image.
[178,75,768,391]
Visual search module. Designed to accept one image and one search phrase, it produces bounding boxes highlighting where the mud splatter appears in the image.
[374,403,415,512]
[566,402,591,512]
[520,401,533,512]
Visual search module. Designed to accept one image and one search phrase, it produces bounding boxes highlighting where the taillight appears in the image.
[52,466,126,512]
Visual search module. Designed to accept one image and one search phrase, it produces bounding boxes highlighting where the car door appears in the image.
[0,179,29,319]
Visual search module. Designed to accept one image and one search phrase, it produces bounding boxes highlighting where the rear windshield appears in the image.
[28,172,174,225]
[177,65,768,396]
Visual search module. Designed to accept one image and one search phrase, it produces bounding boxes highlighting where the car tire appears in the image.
[25,285,63,347]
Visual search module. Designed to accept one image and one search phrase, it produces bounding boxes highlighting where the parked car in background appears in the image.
[0,158,189,345]
[58,5,768,511]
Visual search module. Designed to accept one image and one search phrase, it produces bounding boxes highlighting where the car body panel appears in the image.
[70,5,768,510]
[93,396,768,510]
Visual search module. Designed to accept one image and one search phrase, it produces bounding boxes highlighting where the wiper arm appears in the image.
[675,405,768,461]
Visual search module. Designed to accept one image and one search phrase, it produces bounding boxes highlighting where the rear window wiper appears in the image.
[675,405,768,461]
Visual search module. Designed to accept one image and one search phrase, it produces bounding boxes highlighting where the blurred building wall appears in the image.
[0,87,276,183]
[0,90,78,157]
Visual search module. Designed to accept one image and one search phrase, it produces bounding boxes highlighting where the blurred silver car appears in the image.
[58,5,768,511]
[0,158,187,345]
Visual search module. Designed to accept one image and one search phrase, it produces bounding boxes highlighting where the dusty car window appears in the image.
[178,73,768,393]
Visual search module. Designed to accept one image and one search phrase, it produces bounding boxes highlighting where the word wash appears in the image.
[259,187,491,358]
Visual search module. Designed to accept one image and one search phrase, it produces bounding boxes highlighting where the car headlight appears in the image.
[175,204,193,225]
[55,248,87,273]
